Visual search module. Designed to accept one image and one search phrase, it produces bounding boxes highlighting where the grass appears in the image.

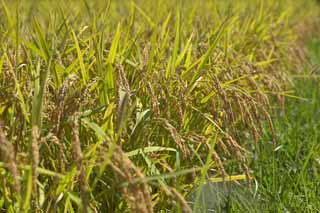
[250,38,320,212]
[0,0,319,212]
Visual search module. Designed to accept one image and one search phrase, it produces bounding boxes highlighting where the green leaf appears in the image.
[67,192,82,209]
[72,30,88,84]
[107,24,121,64]
[21,39,46,60]
[171,8,181,75]
[175,34,193,67]
[133,2,155,28]
[127,146,177,157]
[33,19,50,61]
[1,0,14,31]
[81,118,108,141]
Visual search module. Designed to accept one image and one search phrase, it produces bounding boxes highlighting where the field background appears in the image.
[0,0,320,212]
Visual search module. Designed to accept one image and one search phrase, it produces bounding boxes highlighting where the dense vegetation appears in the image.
[250,38,320,212]
[0,0,319,212]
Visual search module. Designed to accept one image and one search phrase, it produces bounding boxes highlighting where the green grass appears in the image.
[0,0,319,212]
[251,38,320,212]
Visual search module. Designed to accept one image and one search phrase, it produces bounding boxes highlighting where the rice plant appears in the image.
[0,0,319,212]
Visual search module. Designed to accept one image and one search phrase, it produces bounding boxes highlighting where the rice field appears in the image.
[0,0,320,212]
